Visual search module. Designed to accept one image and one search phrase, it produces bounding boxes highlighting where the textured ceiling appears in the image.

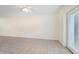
[0,5,63,16]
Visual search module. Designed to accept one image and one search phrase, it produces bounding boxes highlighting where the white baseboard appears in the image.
[0,35,57,40]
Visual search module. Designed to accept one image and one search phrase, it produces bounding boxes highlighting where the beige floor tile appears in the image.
[0,36,71,54]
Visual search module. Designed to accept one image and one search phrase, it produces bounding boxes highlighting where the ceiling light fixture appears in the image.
[21,5,32,13]
[22,8,29,12]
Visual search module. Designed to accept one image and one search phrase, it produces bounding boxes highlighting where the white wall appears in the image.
[57,5,78,46]
[0,14,58,40]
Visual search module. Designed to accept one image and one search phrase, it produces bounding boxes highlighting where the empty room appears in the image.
[0,5,78,54]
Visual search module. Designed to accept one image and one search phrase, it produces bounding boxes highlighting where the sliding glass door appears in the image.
[67,7,79,53]
[75,12,79,53]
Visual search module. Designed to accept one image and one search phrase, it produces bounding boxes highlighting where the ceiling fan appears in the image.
[17,5,32,13]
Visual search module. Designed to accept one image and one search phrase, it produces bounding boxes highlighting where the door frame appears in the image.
[66,6,79,54]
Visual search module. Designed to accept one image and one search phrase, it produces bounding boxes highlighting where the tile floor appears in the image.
[0,36,71,54]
